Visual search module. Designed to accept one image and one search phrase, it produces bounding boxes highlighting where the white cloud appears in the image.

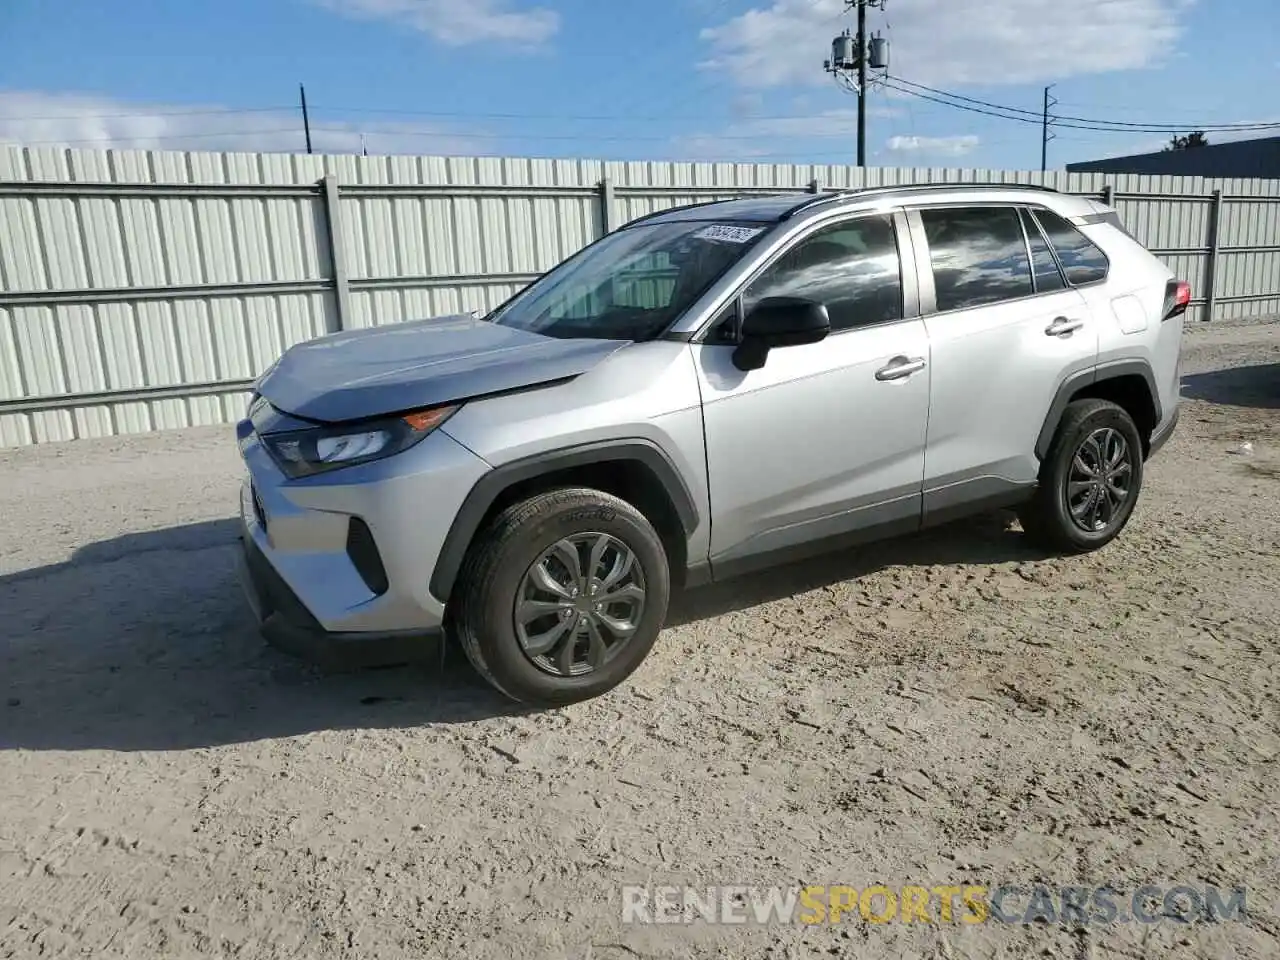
[886,134,980,156]
[309,0,558,46]
[0,91,492,156]
[700,0,1186,89]
[670,108,909,161]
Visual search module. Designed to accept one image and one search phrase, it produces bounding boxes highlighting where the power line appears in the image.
[4,122,953,148]
[881,79,1280,135]
[0,105,292,123]
[6,83,1273,136]
[311,104,870,123]
[1,98,1010,128]
[3,128,304,147]
[308,123,885,143]
[585,0,739,131]
[887,75,1280,133]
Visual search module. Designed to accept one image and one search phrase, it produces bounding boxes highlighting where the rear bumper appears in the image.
[237,532,443,669]
[1147,405,1180,459]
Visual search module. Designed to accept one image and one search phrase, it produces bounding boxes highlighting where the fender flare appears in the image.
[428,439,700,603]
[1035,360,1161,460]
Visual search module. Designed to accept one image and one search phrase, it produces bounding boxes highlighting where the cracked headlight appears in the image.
[262,405,459,479]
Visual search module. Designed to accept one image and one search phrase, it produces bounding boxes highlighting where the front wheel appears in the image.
[452,487,671,706]
[1019,398,1145,553]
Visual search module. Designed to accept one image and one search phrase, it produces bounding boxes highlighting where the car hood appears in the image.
[255,314,629,423]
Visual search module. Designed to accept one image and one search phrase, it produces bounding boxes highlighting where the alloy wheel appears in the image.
[1067,427,1134,533]
[513,533,647,677]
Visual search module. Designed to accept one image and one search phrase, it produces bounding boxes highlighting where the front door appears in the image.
[691,211,932,576]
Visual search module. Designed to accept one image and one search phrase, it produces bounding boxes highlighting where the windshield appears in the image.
[488,220,770,340]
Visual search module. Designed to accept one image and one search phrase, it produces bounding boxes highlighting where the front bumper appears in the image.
[235,419,491,666]
[237,532,442,669]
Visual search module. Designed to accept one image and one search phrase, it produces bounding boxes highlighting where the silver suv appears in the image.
[236,184,1187,705]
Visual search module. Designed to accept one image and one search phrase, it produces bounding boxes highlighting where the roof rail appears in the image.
[622,199,723,227]
[781,181,1063,218]
[620,181,1065,229]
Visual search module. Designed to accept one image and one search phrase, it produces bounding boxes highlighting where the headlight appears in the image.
[262,405,459,478]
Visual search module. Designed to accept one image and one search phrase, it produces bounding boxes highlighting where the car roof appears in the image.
[626,183,1096,228]
[626,194,821,224]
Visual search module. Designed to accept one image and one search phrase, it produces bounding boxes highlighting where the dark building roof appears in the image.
[1067,136,1280,179]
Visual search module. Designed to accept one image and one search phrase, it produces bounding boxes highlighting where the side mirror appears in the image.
[733,297,830,371]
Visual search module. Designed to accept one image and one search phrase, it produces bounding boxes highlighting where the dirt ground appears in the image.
[2,318,1279,960]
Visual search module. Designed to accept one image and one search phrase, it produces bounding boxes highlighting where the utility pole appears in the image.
[856,0,868,168]
[300,83,313,155]
[822,2,889,169]
[1041,84,1057,172]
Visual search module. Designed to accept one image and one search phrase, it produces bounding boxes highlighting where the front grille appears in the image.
[346,518,389,596]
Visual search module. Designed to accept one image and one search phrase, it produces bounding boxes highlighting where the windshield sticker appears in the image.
[694,224,765,244]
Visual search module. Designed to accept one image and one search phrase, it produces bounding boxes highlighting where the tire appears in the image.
[452,487,671,706]
[1019,398,1145,554]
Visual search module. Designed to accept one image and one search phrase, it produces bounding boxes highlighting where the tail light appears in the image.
[1163,279,1191,321]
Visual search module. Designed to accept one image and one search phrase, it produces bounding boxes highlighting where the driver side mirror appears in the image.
[732,297,830,371]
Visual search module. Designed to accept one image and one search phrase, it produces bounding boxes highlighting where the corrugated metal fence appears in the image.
[2,146,1279,447]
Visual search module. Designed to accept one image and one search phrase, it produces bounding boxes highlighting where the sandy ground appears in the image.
[2,318,1279,960]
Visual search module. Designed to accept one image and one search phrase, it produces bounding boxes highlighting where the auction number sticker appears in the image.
[694,224,765,244]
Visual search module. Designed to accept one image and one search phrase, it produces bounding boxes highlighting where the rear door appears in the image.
[907,204,1099,522]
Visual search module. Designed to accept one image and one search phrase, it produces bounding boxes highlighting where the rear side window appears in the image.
[1020,208,1066,294]
[743,214,903,332]
[920,206,1033,312]
[1031,208,1110,285]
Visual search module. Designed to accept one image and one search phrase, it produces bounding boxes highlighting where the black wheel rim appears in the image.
[1067,427,1134,533]
[513,533,647,677]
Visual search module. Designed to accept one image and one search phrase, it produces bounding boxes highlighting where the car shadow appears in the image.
[1,511,1040,752]
[1181,362,1280,409]
[0,519,522,753]
[667,510,1042,626]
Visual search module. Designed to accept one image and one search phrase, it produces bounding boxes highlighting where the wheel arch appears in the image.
[1036,361,1161,461]
[429,440,699,604]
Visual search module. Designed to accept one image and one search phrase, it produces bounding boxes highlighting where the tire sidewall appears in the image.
[1049,404,1144,548]
[471,495,670,703]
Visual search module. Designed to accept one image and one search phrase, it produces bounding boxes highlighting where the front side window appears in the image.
[489,220,768,340]
[1032,208,1110,285]
[920,206,1034,313]
[742,215,903,332]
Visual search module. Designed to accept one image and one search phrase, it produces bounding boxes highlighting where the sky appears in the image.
[0,0,1277,171]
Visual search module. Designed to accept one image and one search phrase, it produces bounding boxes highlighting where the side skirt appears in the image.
[682,477,1037,587]
[921,476,1037,530]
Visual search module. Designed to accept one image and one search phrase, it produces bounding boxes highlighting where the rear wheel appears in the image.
[453,487,670,706]
[1019,398,1145,553]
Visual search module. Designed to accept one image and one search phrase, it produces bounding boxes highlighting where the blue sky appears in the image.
[1,0,1276,170]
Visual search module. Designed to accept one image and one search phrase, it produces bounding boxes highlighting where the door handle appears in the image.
[1045,316,1084,337]
[875,356,927,381]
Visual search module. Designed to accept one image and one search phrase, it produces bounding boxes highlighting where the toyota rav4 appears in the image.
[236,183,1187,705]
